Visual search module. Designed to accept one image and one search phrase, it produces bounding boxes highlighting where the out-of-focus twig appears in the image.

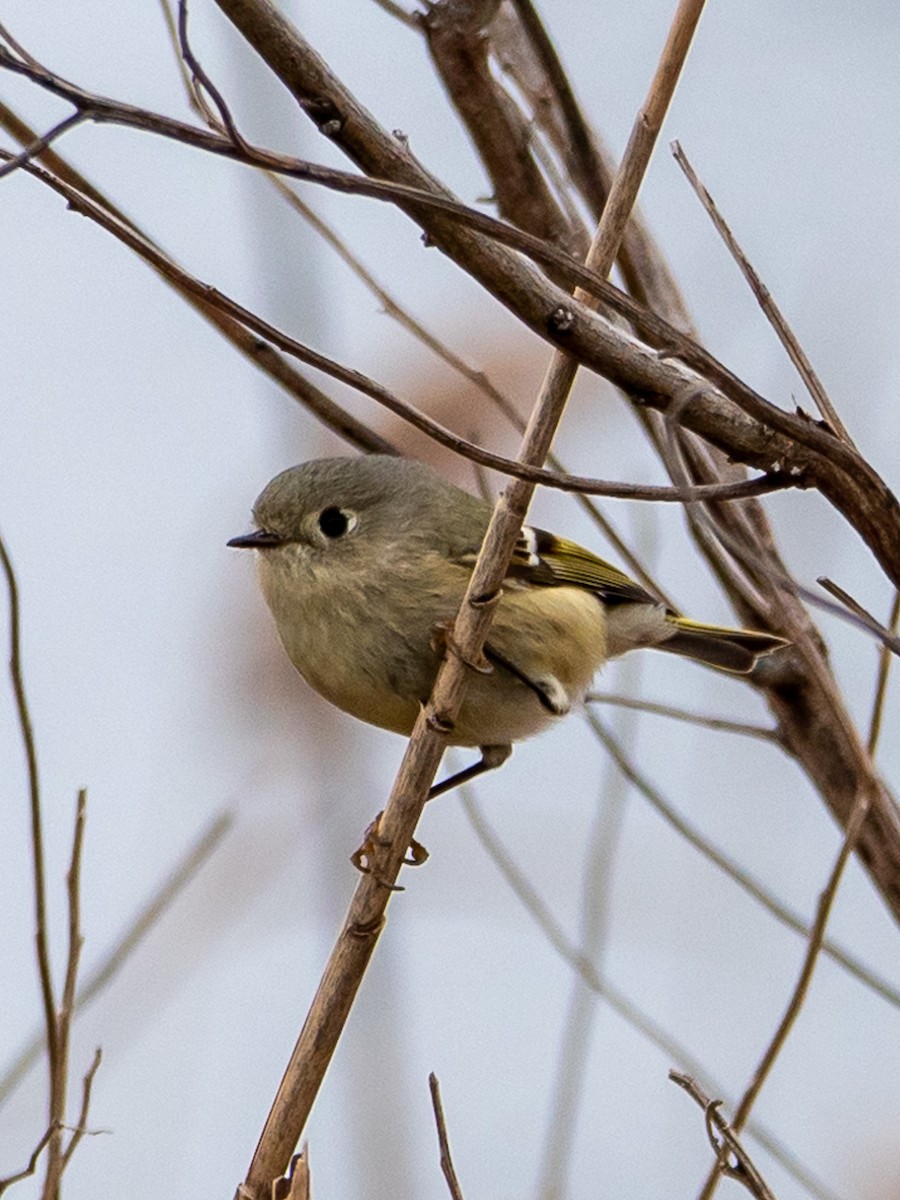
[0,102,397,458]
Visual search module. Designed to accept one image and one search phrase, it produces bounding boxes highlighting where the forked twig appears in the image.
[0,1127,55,1196]
[670,1073,778,1200]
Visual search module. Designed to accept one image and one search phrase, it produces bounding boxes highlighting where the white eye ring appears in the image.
[316,507,358,539]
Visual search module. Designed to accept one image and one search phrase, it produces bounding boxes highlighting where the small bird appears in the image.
[229,456,786,794]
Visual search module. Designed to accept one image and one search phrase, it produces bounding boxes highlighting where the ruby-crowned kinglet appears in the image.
[228,456,786,788]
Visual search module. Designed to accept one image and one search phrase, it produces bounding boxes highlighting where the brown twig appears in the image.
[697,784,874,1200]
[671,140,852,445]
[586,690,778,741]
[43,790,89,1197]
[0,1127,56,1197]
[868,591,900,757]
[176,0,252,152]
[61,1047,103,1168]
[0,532,58,1091]
[0,110,85,180]
[4,151,800,502]
[670,1073,779,1200]
[428,1075,466,1200]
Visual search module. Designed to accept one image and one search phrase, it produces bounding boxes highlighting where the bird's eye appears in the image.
[317,507,357,539]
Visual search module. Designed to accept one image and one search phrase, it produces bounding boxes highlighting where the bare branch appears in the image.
[4,151,801,503]
[0,1127,55,1197]
[586,690,778,741]
[0,103,397,458]
[61,1048,103,1168]
[0,810,232,1106]
[671,140,852,445]
[670,1073,779,1200]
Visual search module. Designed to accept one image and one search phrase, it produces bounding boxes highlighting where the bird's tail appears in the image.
[661,617,788,674]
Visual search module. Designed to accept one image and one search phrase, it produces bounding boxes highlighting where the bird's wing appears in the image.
[450,524,660,607]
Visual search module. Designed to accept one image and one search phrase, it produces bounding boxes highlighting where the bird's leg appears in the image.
[351,745,512,880]
[428,743,512,800]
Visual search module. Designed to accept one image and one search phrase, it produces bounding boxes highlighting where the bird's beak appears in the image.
[227,530,284,550]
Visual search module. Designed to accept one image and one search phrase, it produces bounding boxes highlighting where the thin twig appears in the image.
[0,1127,55,1196]
[61,790,87,1040]
[817,576,900,652]
[460,792,843,1200]
[428,1075,466,1200]
[867,591,900,756]
[239,3,702,1190]
[586,691,778,741]
[61,1048,103,1168]
[671,140,852,445]
[0,42,884,496]
[0,533,58,1072]
[176,0,251,152]
[697,784,873,1200]
[43,790,88,1195]
[670,1073,778,1200]
[0,110,85,180]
